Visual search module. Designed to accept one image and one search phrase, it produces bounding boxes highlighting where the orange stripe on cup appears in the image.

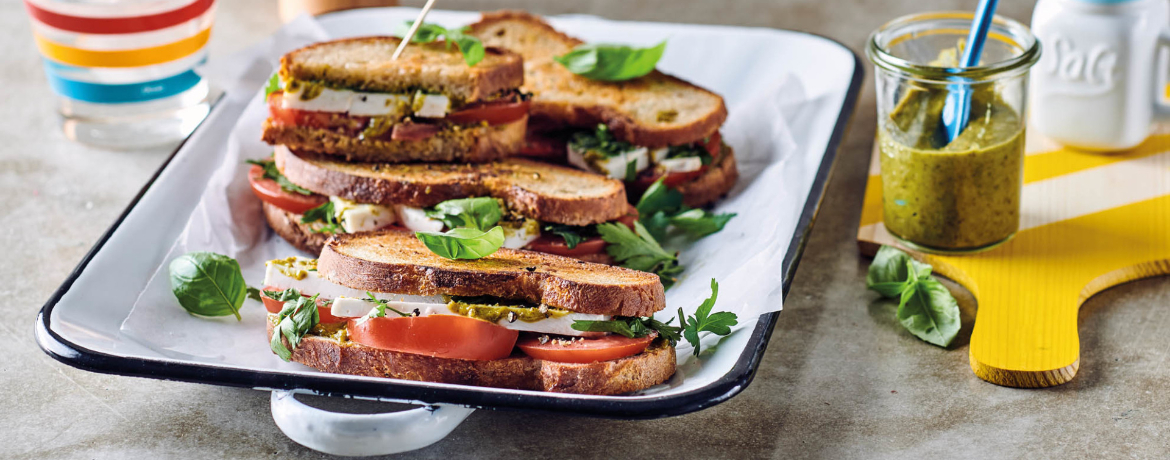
[34,26,211,68]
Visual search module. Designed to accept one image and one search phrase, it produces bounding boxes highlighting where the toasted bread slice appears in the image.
[262,202,330,254]
[281,36,523,101]
[275,145,629,226]
[318,231,664,317]
[268,320,675,395]
[263,201,617,264]
[261,115,527,164]
[468,11,728,147]
[678,144,739,207]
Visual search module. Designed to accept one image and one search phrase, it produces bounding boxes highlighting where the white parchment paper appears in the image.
[118,15,809,371]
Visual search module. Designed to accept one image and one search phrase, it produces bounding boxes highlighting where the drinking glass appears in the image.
[26,0,216,148]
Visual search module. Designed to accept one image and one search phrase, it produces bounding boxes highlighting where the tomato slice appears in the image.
[260,287,345,324]
[525,235,609,258]
[347,315,519,360]
[516,333,656,363]
[248,164,327,214]
[446,99,530,126]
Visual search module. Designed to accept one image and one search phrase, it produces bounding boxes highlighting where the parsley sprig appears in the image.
[596,221,684,289]
[266,288,320,361]
[398,22,485,67]
[263,73,282,99]
[866,246,961,347]
[572,278,737,356]
[246,158,313,196]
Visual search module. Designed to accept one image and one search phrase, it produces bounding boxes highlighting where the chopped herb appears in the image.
[366,292,412,318]
[270,290,320,361]
[568,124,637,158]
[246,158,313,196]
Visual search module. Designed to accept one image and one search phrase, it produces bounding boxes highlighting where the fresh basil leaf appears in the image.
[669,208,736,238]
[263,288,302,303]
[572,318,638,338]
[680,279,737,356]
[416,226,505,259]
[263,73,282,99]
[271,294,320,361]
[300,200,343,234]
[866,245,928,288]
[665,143,713,165]
[424,197,502,231]
[568,124,636,157]
[596,221,681,288]
[554,41,666,81]
[866,245,961,347]
[398,22,485,66]
[625,159,638,182]
[447,29,486,67]
[168,252,247,321]
[543,223,589,249]
[897,275,960,347]
[246,158,313,196]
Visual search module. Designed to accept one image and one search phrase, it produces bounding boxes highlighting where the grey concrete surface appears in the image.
[3,1,1168,458]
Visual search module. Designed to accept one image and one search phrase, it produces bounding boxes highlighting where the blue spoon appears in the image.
[941,0,999,144]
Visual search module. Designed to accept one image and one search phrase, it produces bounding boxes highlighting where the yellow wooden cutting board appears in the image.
[857,130,1170,388]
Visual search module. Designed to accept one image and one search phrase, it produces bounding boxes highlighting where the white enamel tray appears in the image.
[36,8,862,456]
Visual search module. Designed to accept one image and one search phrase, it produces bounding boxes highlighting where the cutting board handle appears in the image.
[269,390,474,456]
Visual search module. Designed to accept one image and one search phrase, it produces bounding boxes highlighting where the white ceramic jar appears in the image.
[1029,0,1170,150]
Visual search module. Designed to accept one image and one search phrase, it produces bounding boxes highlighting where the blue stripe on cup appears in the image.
[44,62,203,103]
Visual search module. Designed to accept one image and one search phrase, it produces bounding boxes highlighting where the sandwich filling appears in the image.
[267,76,529,142]
[248,156,637,261]
[263,256,661,363]
[564,124,724,188]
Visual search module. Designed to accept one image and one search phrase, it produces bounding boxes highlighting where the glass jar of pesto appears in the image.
[866,13,1040,254]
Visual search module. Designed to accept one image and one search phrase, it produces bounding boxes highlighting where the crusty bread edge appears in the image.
[677,145,740,208]
[281,36,524,100]
[268,319,676,395]
[261,115,527,164]
[262,202,329,255]
[276,147,631,225]
[318,232,666,317]
[471,10,729,147]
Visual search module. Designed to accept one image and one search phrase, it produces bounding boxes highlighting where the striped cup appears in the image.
[26,0,216,148]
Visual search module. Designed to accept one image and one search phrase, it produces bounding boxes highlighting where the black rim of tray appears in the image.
[34,35,864,420]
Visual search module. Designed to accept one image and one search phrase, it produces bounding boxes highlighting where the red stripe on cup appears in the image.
[24,0,214,35]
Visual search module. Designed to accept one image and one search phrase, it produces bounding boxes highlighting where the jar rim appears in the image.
[865,11,1041,82]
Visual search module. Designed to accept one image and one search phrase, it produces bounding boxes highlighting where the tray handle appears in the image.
[270,390,474,456]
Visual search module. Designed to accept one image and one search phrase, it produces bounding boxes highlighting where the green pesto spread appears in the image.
[268,257,317,280]
[447,300,569,323]
[878,51,1024,252]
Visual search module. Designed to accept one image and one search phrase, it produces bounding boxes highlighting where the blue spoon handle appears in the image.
[942,0,1000,144]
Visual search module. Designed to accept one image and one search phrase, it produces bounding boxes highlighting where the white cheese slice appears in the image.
[412,92,451,118]
[265,257,610,336]
[349,93,411,118]
[330,196,396,234]
[282,85,353,113]
[501,219,541,249]
[659,156,703,173]
[567,144,650,179]
[395,205,445,233]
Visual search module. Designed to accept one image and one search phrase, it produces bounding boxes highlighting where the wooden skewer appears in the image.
[391,0,438,61]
